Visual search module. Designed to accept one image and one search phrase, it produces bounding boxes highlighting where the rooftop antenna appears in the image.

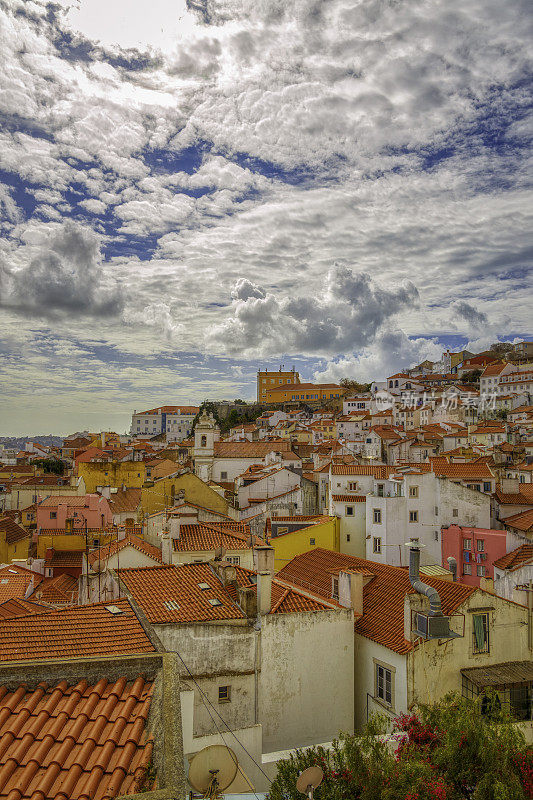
[297,766,324,799]
[188,744,239,799]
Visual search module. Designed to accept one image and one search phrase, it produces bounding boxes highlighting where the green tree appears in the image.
[340,378,372,393]
[41,458,66,475]
[267,694,532,800]
[191,401,221,433]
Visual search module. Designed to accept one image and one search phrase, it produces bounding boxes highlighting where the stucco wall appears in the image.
[259,609,354,751]
[353,635,408,731]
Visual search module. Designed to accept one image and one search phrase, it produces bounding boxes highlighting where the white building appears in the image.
[130,405,199,441]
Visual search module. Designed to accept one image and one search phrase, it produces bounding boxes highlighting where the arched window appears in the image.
[201,435,207,447]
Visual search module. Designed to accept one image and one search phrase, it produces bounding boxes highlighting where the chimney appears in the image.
[117,527,126,541]
[238,585,258,618]
[447,556,457,582]
[253,545,274,575]
[169,517,181,539]
[338,570,364,615]
[257,572,272,616]
[161,530,172,564]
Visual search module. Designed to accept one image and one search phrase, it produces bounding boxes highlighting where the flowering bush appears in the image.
[266,695,532,800]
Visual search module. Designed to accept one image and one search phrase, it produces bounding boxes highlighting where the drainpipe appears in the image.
[408,543,442,616]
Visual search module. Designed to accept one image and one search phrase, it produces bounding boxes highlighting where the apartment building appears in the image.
[257,367,300,402]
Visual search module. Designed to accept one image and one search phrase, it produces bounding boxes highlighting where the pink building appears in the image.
[36,494,112,531]
[441,524,509,587]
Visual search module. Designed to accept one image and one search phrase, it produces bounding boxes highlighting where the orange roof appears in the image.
[278,548,475,654]
[107,487,142,514]
[270,514,332,522]
[493,487,533,505]
[172,523,261,553]
[213,440,292,458]
[38,494,102,508]
[0,675,154,799]
[0,516,29,545]
[30,573,79,604]
[429,459,495,480]
[0,598,48,620]
[119,564,246,624]
[331,495,366,502]
[331,465,392,477]
[481,361,508,377]
[88,532,162,566]
[0,599,156,661]
[503,508,533,532]
[227,566,338,613]
[493,544,533,572]
[0,566,41,603]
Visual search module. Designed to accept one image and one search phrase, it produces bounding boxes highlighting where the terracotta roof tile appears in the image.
[107,487,142,514]
[493,544,533,572]
[213,441,292,458]
[503,508,533,532]
[278,548,475,654]
[331,495,366,502]
[331,465,392,477]
[88,532,162,566]
[31,574,79,605]
[0,599,156,662]
[0,517,29,546]
[227,566,338,614]
[0,598,49,620]
[38,495,100,508]
[171,523,262,553]
[0,567,41,604]
[0,675,154,799]
[119,564,246,624]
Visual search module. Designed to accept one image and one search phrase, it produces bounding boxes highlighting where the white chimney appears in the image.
[169,517,181,539]
[338,571,364,615]
[161,530,173,564]
[257,572,272,616]
[253,545,274,575]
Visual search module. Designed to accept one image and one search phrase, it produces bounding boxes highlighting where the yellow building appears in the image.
[141,472,231,516]
[265,382,347,404]
[270,516,340,572]
[0,517,30,564]
[257,368,300,402]
[78,460,147,493]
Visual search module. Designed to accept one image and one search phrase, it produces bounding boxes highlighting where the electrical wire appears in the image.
[173,647,272,789]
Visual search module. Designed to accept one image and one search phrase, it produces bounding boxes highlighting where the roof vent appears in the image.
[104,605,124,615]
[164,600,180,611]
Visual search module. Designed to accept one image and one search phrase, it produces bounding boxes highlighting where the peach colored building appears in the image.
[36,494,112,531]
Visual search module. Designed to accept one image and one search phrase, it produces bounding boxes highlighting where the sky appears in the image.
[0,0,531,436]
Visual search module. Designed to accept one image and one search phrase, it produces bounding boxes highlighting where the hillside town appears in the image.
[0,342,532,796]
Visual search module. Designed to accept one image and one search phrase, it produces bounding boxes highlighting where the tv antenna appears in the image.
[296,766,324,799]
[188,744,239,799]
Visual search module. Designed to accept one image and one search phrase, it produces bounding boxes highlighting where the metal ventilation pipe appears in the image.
[447,556,457,582]
[409,545,442,616]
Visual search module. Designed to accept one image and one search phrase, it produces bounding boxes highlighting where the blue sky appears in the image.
[0,0,531,435]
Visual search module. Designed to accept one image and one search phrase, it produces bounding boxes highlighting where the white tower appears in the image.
[193,411,220,479]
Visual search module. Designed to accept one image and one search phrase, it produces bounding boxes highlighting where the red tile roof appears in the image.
[0,599,156,662]
[0,567,41,603]
[48,550,84,568]
[429,459,495,480]
[493,487,533,505]
[0,598,48,620]
[278,548,475,654]
[38,495,101,508]
[0,517,29,546]
[88,532,162,566]
[171,523,262,553]
[493,544,533,572]
[107,487,142,514]
[119,564,246,624]
[331,495,366,502]
[503,508,533,532]
[30,573,79,605]
[226,566,338,614]
[331,465,392,477]
[213,440,292,458]
[0,675,154,799]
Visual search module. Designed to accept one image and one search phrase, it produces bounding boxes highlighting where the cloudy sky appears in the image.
[0,0,531,435]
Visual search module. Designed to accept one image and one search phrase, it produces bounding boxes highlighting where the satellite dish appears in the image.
[296,766,324,797]
[188,744,239,798]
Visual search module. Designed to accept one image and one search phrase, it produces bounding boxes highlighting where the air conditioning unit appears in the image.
[413,612,458,640]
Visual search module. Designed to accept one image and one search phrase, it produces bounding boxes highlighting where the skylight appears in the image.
[164,600,180,611]
[198,582,210,590]
[208,598,223,607]
[104,605,124,615]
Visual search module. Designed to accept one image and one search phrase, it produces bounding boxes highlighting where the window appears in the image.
[477,539,485,552]
[226,556,240,565]
[435,506,439,516]
[409,510,418,523]
[346,506,354,516]
[409,486,419,498]
[348,482,358,491]
[463,564,472,575]
[218,685,231,703]
[472,613,490,654]
[200,435,207,447]
[452,508,459,517]
[50,511,57,519]
[377,484,384,497]
[346,534,351,542]
[434,530,439,541]
[375,663,393,706]
[463,539,472,550]
[332,577,339,599]
[476,565,486,577]
[373,537,382,554]
[220,471,228,480]
[309,538,316,545]
[373,509,382,524]
[483,482,492,492]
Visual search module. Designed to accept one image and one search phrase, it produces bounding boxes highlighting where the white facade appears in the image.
[365,473,491,567]
[493,564,533,604]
